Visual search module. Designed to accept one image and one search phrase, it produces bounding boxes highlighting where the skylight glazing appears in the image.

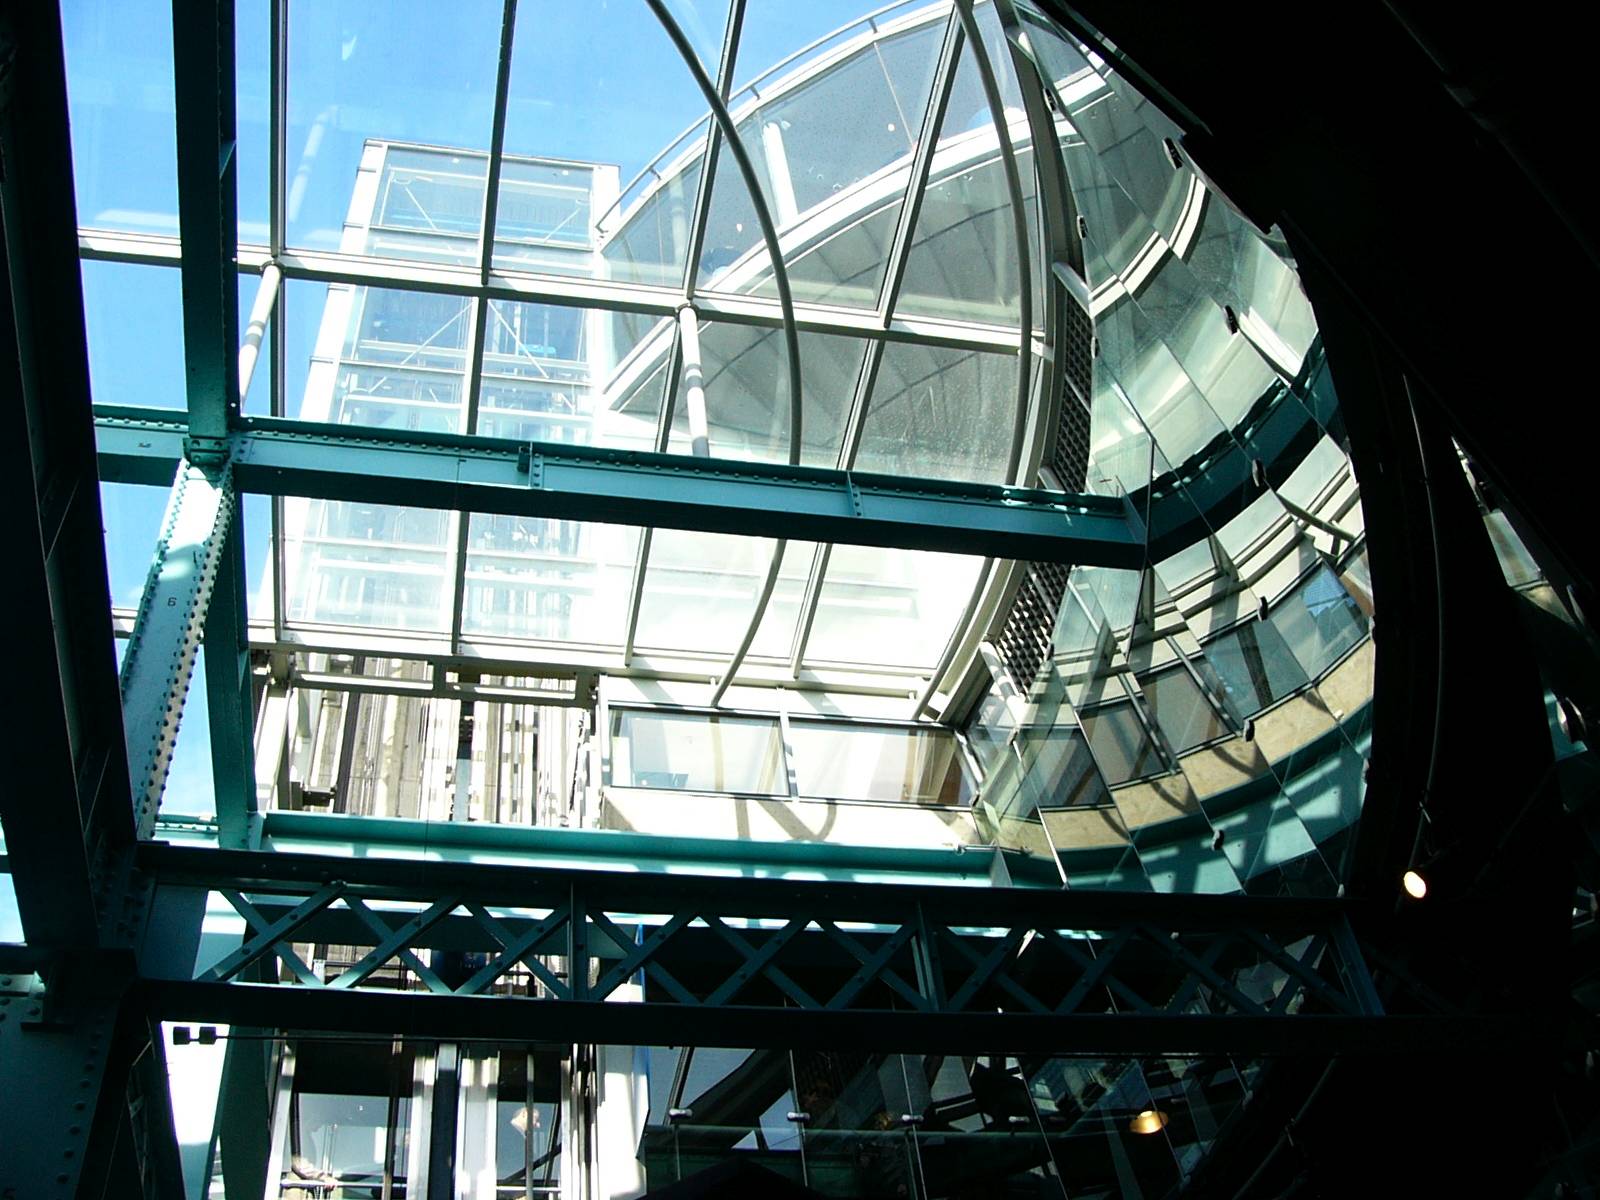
[77,0,1379,895]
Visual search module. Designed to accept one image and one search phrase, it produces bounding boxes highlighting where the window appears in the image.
[1138,665,1229,754]
[610,710,786,794]
[1078,698,1165,785]
[1202,619,1309,716]
[280,1041,416,1199]
[789,721,972,805]
[1267,564,1367,679]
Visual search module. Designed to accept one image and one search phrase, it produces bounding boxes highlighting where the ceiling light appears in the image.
[1402,869,1427,899]
[1129,1109,1168,1135]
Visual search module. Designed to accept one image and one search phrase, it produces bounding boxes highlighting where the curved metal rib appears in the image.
[709,539,789,708]
[909,0,1040,717]
[642,0,802,464]
[643,0,805,703]
[952,0,1034,486]
[595,0,926,235]
[787,6,967,680]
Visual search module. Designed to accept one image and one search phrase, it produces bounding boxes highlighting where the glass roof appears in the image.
[73,0,1056,687]
[63,0,1383,900]
[72,0,1354,728]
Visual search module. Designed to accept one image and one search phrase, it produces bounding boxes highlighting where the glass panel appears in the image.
[892,8,1033,327]
[855,342,1017,483]
[667,323,868,468]
[367,146,489,265]
[285,0,504,255]
[237,0,271,244]
[100,483,171,611]
[610,709,786,795]
[1096,299,1232,470]
[640,1046,803,1189]
[494,1049,561,1195]
[789,721,972,805]
[499,0,724,282]
[746,540,823,660]
[288,281,473,430]
[1044,804,1148,890]
[81,260,186,409]
[1201,621,1309,717]
[1132,824,1241,893]
[462,516,640,645]
[963,666,1018,777]
[803,544,983,669]
[282,1042,414,1198]
[911,1056,1063,1199]
[282,499,456,633]
[1139,665,1228,754]
[61,0,178,234]
[239,270,274,416]
[794,1050,923,1199]
[695,5,947,308]
[1078,698,1163,786]
[1267,564,1367,680]
[1014,725,1110,814]
[632,530,781,656]
[242,492,275,623]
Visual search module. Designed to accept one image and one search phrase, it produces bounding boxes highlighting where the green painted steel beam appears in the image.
[171,0,240,444]
[120,463,237,838]
[140,979,1532,1057]
[93,409,1144,567]
[256,809,1018,887]
[1,0,135,953]
[204,498,260,850]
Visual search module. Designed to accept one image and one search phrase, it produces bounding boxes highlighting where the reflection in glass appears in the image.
[610,709,785,795]
[789,722,972,805]
[281,1041,414,1199]
[1139,665,1229,754]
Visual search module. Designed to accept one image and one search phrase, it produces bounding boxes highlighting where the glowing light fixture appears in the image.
[1129,1109,1169,1135]
[1402,869,1428,899]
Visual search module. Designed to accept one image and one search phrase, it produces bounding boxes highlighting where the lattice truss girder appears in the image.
[141,847,1399,1054]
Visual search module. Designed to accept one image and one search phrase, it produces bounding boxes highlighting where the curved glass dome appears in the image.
[75,0,1373,895]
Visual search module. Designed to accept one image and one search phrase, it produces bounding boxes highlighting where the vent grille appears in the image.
[996,561,1071,692]
[1052,294,1094,490]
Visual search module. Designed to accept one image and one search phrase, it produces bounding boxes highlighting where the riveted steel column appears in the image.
[121,463,237,837]
[204,494,258,848]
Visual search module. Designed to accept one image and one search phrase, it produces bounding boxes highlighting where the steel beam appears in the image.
[0,2,135,951]
[128,843,1444,1060]
[139,979,1530,1057]
[0,975,122,1199]
[204,497,259,849]
[94,412,1142,567]
[171,0,241,445]
[120,463,237,837]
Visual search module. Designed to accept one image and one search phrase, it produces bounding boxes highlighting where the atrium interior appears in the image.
[2,1,1597,1197]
